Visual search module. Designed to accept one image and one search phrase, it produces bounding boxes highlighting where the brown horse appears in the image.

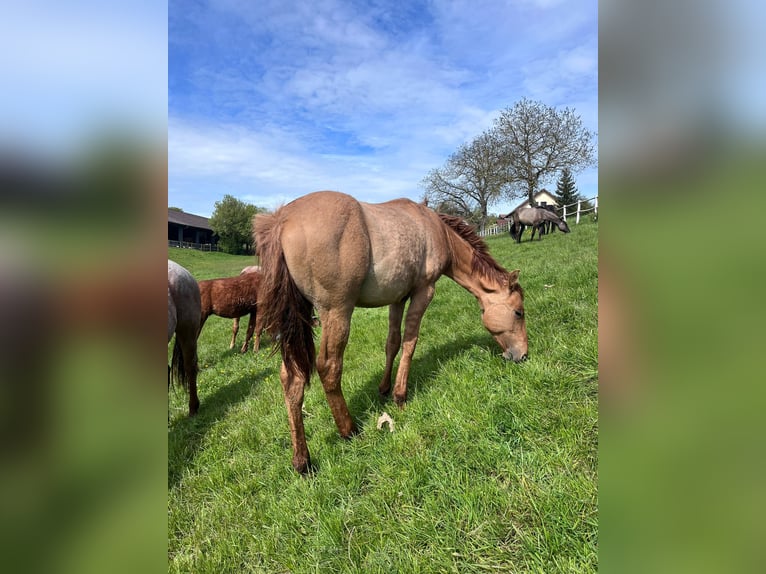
[254,190,528,474]
[198,269,263,354]
[168,260,201,416]
[231,265,262,351]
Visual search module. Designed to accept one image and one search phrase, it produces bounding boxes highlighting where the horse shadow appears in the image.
[168,363,276,489]
[344,333,493,424]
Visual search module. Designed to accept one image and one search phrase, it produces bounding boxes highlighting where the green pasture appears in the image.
[168,219,598,573]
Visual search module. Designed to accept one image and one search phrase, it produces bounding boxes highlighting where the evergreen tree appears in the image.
[555,168,580,209]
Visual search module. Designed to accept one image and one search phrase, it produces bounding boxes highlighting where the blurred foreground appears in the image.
[601,1,766,572]
[1,2,166,573]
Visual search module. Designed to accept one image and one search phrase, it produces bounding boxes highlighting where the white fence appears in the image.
[168,240,221,251]
[478,196,598,237]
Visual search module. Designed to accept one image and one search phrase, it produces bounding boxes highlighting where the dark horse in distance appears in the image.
[508,206,570,243]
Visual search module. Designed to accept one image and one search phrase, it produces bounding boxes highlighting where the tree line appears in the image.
[203,98,596,253]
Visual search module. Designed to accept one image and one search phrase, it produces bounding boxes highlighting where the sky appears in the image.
[169,0,600,217]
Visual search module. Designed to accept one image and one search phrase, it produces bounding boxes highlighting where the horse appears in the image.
[254,190,528,474]
[535,205,560,236]
[230,265,262,351]
[168,260,201,416]
[509,206,570,243]
[198,269,263,354]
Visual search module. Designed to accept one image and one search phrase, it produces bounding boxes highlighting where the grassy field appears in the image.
[168,219,598,573]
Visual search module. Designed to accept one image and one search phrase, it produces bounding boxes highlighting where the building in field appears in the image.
[168,208,219,250]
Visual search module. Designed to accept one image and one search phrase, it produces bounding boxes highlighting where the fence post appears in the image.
[594,196,598,220]
[563,205,567,221]
[576,200,581,224]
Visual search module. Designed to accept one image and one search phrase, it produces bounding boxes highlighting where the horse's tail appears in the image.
[254,211,316,383]
[170,337,193,392]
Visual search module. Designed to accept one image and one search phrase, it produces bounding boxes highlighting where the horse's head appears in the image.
[558,220,571,233]
[480,269,528,362]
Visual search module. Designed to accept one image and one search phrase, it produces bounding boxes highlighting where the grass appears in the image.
[168,219,597,573]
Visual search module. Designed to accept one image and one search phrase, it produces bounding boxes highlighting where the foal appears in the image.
[198,269,263,353]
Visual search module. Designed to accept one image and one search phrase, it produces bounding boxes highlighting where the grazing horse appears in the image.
[231,265,262,351]
[168,260,201,416]
[509,206,570,243]
[198,270,263,353]
[535,205,559,236]
[254,190,528,474]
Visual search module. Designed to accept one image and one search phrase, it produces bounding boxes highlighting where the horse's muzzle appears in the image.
[503,349,528,363]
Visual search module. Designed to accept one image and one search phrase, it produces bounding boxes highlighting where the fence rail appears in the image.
[168,240,221,251]
[478,196,598,237]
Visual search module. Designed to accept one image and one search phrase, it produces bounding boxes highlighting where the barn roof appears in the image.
[168,209,213,230]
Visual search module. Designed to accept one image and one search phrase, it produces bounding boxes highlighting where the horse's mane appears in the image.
[437,213,520,291]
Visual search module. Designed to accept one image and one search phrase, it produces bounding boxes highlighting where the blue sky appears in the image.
[170,0,598,217]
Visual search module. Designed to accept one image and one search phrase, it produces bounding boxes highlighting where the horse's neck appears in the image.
[444,237,497,305]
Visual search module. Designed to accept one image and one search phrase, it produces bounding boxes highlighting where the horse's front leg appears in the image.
[230,317,239,349]
[392,285,435,407]
[241,311,256,353]
[378,301,405,397]
[279,361,312,474]
[316,308,357,439]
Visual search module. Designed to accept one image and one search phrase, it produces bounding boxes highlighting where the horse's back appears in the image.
[260,191,449,310]
[274,191,373,309]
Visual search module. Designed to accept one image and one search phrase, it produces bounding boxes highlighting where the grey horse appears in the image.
[508,207,570,243]
[168,260,202,416]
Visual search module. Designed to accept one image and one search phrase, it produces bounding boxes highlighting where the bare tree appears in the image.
[421,131,509,231]
[493,98,596,206]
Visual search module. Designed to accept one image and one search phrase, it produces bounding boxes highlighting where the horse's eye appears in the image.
[514,310,523,318]
[480,308,485,315]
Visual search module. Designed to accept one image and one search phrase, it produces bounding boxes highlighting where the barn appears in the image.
[168,209,219,250]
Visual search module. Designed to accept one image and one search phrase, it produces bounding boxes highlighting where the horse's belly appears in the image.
[356,274,413,308]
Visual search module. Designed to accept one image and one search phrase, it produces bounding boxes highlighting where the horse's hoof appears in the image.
[393,394,407,409]
[341,424,360,439]
[293,456,315,476]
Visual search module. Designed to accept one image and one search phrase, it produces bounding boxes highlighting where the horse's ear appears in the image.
[508,269,520,285]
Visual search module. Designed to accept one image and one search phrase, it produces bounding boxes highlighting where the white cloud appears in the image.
[170,0,599,215]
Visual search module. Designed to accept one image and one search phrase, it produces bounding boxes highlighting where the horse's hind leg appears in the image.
[379,301,405,397]
[241,312,256,353]
[279,361,312,474]
[230,317,239,350]
[392,285,435,407]
[316,308,357,439]
[179,331,200,416]
[252,312,263,353]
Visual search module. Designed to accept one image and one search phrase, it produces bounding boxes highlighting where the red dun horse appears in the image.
[198,269,263,353]
[255,191,528,474]
[168,260,201,416]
